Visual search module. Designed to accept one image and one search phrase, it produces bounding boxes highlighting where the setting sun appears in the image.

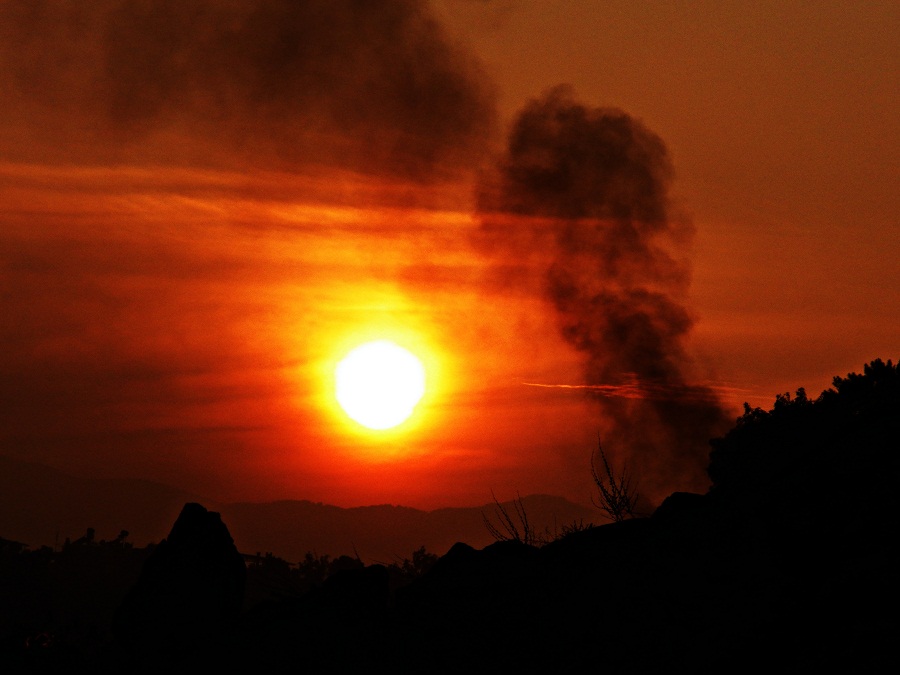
[335,340,426,430]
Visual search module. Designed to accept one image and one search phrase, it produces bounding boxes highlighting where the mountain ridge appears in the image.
[0,454,598,563]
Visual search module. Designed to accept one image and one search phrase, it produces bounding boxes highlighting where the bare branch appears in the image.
[590,438,639,522]
[482,490,538,545]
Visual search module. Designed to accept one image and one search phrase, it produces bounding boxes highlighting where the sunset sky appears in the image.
[1,0,897,511]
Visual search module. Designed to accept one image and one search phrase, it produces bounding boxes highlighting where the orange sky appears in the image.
[1,1,897,510]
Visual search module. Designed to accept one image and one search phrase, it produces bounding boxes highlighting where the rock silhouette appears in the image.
[112,503,245,671]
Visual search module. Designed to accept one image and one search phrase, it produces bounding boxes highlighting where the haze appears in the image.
[1,0,896,511]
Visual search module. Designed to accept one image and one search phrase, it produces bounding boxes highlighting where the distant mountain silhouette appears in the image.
[0,455,597,562]
[0,455,202,549]
[219,495,597,562]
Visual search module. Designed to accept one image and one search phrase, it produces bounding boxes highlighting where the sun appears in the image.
[335,340,426,430]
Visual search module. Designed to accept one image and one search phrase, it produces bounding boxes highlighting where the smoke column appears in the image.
[478,86,730,501]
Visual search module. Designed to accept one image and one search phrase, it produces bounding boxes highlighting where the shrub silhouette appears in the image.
[391,545,438,579]
[590,439,639,521]
[482,490,539,545]
[707,358,899,532]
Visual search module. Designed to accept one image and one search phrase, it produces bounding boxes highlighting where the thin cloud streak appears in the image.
[521,380,760,405]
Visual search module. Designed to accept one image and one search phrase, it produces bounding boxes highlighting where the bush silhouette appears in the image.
[590,439,639,521]
[482,490,539,545]
[707,358,899,532]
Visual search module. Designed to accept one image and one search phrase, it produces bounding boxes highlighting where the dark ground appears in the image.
[3,359,898,673]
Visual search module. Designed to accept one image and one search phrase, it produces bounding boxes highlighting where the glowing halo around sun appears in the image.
[335,340,426,430]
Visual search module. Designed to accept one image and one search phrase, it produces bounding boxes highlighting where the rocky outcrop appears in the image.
[113,503,245,670]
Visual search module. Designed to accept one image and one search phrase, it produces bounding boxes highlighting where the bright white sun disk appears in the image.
[335,340,426,430]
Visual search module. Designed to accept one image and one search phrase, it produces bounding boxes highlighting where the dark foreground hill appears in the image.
[3,359,898,672]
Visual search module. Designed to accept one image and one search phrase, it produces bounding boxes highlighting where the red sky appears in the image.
[1,1,897,510]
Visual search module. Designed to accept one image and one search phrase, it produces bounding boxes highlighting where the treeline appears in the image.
[707,356,899,538]
[243,545,438,607]
[0,529,438,668]
[0,529,151,667]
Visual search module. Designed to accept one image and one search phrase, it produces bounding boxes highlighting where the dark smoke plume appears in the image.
[0,0,493,178]
[478,86,730,500]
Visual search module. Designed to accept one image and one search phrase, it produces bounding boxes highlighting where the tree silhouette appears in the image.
[707,358,899,533]
[393,545,438,578]
[590,439,639,521]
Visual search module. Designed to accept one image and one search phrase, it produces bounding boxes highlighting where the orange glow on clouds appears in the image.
[2,1,895,511]
[0,161,603,506]
[3,156,894,509]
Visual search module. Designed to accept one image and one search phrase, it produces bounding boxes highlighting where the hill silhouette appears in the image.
[220,494,596,563]
[0,456,201,549]
[0,456,595,563]
[2,358,897,672]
